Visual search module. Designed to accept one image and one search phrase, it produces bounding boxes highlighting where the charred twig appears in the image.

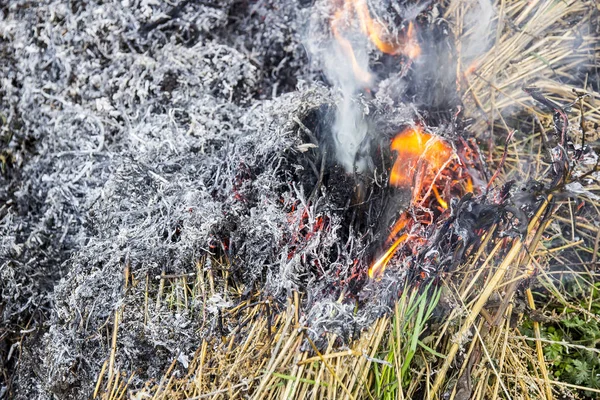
[293,116,319,146]
[575,90,589,152]
[546,159,600,195]
[523,87,569,147]
[453,341,481,400]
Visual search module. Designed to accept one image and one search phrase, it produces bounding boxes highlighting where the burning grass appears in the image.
[109,181,600,400]
[99,2,600,400]
[369,126,482,279]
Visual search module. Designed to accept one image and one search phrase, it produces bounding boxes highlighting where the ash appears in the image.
[0,1,414,397]
[0,0,315,397]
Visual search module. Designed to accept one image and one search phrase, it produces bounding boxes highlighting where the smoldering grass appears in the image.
[5,0,598,398]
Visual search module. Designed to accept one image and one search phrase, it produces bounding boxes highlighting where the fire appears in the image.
[389,127,454,195]
[369,127,460,279]
[331,8,374,86]
[432,186,448,209]
[330,0,421,83]
[369,233,408,277]
[404,22,421,59]
[324,2,477,279]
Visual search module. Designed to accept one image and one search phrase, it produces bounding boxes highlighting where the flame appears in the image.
[432,186,448,209]
[368,233,408,278]
[389,127,453,188]
[354,0,398,54]
[386,214,409,245]
[404,22,421,59]
[330,0,421,83]
[368,127,457,279]
[331,7,374,86]
[466,177,474,193]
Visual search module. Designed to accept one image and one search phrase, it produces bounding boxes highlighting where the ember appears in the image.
[322,0,485,280]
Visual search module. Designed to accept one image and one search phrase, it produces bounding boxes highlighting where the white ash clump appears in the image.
[38,87,336,398]
[302,267,409,349]
[0,0,322,398]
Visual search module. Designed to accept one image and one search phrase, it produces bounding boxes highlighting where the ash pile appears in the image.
[0,0,594,398]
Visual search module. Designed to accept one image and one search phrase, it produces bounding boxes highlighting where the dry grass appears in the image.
[93,0,600,398]
[452,0,600,131]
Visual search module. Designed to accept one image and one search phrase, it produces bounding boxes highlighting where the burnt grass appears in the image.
[0,1,314,397]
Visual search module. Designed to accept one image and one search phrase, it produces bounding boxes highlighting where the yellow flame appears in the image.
[369,128,456,279]
[432,186,448,209]
[331,9,373,86]
[368,233,408,278]
[330,0,422,83]
[466,177,473,193]
[389,127,453,187]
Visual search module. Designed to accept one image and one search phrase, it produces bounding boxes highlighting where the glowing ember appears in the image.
[330,0,421,83]
[465,60,479,75]
[325,2,477,280]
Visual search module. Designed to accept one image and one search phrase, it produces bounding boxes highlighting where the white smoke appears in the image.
[461,0,495,65]
[305,0,495,173]
[306,1,374,174]
[326,33,371,173]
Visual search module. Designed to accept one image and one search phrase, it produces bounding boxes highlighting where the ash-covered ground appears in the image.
[0,1,426,398]
[0,1,318,397]
[4,0,577,398]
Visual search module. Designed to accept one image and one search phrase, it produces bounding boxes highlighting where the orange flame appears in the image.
[368,128,456,279]
[331,8,374,86]
[330,0,421,83]
[386,214,409,246]
[404,22,421,59]
[432,186,448,209]
[466,177,474,193]
[368,233,408,278]
[354,0,398,54]
[389,127,453,188]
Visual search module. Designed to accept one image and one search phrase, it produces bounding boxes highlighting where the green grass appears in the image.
[371,282,442,399]
[523,275,600,398]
